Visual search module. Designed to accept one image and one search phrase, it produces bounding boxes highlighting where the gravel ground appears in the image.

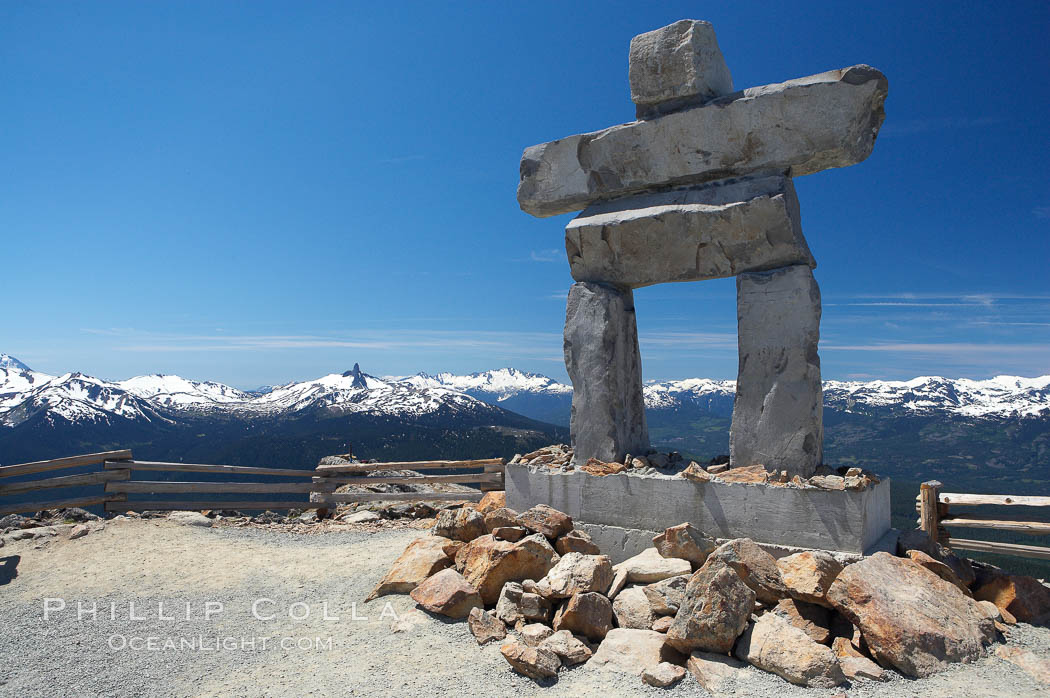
[1,518,1048,697]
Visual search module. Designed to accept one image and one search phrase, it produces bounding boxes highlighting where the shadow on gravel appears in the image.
[0,555,19,585]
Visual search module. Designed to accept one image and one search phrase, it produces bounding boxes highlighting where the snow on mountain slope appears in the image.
[0,354,32,372]
[822,375,1050,418]
[643,378,736,409]
[642,375,1050,418]
[0,372,164,428]
[119,374,251,407]
[400,368,572,401]
[1,364,55,406]
[253,364,494,417]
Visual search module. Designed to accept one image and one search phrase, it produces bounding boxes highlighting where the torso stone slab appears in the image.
[565,174,813,288]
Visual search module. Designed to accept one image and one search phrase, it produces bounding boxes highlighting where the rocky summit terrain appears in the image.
[2,498,1049,697]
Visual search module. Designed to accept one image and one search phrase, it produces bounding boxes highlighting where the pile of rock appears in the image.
[679,462,881,492]
[370,495,1050,688]
[514,444,881,491]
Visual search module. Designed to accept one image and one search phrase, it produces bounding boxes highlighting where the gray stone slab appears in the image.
[518,65,888,217]
[564,282,649,464]
[731,264,823,478]
[505,464,891,555]
[565,174,813,289]
[629,20,733,119]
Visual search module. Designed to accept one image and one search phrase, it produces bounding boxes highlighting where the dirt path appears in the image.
[1,518,1048,697]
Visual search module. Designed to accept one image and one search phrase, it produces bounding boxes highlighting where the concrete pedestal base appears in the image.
[506,464,890,558]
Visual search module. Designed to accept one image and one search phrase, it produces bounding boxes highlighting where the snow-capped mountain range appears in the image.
[0,357,498,428]
[1,352,1048,430]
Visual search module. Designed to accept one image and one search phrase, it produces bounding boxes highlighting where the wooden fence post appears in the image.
[919,480,942,545]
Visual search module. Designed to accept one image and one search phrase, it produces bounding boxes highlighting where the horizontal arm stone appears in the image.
[518,65,888,217]
[564,174,814,288]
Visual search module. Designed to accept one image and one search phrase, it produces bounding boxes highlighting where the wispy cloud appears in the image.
[824,342,1049,354]
[83,327,566,359]
[880,115,1006,137]
[1034,205,1050,219]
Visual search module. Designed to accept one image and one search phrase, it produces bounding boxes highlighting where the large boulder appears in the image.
[896,528,975,587]
[612,586,659,630]
[735,612,845,688]
[366,535,453,601]
[555,529,601,555]
[589,628,681,676]
[705,538,788,604]
[521,592,552,623]
[553,592,614,641]
[475,491,506,514]
[408,569,483,619]
[483,507,521,533]
[517,504,573,540]
[614,547,691,584]
[432,507,487,542]
[538,630,593,665]
[776,550,843,607]
[975,574,1050,624]
[827,552,995,677]
[460,534,559,605]
[642,574,690,615]
[495,581,525,626]
[500,640,560,680]
[520,623,554,647]
[666,558,755,654]
[907,550,969,594]
[771,597,832,645]
[468,607,506,645]
[535,552,614,598]
[687,651,750,694]
[652,522,717,570]
[641,662,687,687]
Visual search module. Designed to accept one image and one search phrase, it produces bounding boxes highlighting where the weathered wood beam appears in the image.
[104,461,314,478]
[940,516,1050,535]
[0,450,132,478]
[0,469,130,496]
[948,538,1050,561]
[106,481,318,494]
[939,493,1050,507]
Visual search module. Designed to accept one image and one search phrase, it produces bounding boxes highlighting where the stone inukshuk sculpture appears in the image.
[517,20,887,477]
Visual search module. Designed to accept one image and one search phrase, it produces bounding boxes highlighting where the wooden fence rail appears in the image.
[1,450,506,515]
[0,451,132,515]
[917,480,1050,561]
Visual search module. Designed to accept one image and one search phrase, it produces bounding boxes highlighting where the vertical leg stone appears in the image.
[564,281,649,464]
[731,265,823,477]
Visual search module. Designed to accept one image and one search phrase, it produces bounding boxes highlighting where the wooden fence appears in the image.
[0,450,506,515]
[0,450,133,515]
[917,480,1050,561]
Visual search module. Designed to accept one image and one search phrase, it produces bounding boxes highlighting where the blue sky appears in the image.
[3,1,1048,388]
